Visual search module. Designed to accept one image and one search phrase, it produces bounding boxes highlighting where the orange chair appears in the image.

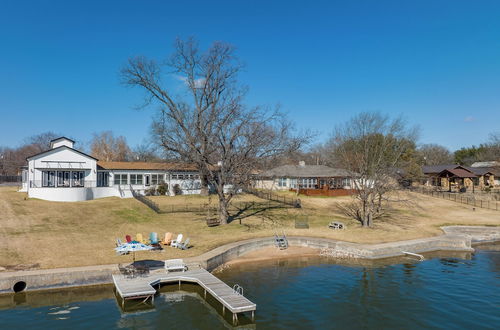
[162,232,173,245]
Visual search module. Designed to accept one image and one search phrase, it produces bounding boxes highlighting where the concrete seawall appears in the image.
[1,226,497,294]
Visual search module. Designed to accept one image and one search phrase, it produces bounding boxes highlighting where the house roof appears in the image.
[439,168,477,178]
[422,164,462,174]
[26,146,98,161]
[468,167,495,176]
[471,161,500,168]
[259,164,351,178]
[50,136,75,144]
[97,161,199,171]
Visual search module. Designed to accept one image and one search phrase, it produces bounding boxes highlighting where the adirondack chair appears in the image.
[149,232,158,244]
[171,234,183,248]
[136,233,146,244]
[125,235,132,243]
[162,232,173,245]
[178,238,190,250]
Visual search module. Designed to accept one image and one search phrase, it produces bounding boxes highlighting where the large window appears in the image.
[152,174,164,185]
[114,174,128,185]
[97,172,109,187]
[130,174,143,185]
[72,171,84,187]
[278,177,287,187]
[57,171,71,187]
[42,171,56,187]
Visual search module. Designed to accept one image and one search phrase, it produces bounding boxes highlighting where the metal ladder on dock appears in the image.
[274,231,288,250]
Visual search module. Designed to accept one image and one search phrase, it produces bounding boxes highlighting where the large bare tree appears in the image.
[418,143,454,165]
[90,131,131,161]
[327,112,419,227]
[122,38,305,224]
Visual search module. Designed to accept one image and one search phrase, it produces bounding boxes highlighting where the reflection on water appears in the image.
[0,247,498,329]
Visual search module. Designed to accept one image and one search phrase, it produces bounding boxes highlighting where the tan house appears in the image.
[422,164,496,191]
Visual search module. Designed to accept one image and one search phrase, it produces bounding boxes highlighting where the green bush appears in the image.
[157,183,168,195]
[173,184,182,195]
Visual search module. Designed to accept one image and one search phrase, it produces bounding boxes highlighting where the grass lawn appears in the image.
[0,186,498,270]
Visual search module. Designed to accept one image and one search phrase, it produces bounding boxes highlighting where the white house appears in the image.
[20,137,203,202]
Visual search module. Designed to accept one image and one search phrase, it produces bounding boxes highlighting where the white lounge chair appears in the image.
[164,259,187,272]
[178,238,190,250]
[171,234,183,248]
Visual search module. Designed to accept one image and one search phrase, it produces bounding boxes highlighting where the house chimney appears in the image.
[298,161,306,167]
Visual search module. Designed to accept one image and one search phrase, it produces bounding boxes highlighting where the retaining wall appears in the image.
[0,231,487,294]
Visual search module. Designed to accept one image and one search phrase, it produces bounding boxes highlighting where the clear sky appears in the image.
[1,0,499,151]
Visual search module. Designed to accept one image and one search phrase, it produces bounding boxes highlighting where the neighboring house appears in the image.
[421,164,496,191]
[254,161,353,191]
[20,137,202,202]
[471,161,500,186]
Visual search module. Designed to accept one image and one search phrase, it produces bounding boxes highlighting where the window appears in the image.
[114,174,128,185]
[130,174,143,185]
[278,177,287,187]
[72,171,84,187]
[57,171,71,187]
[97,172,109,187]
[152,174,164,185]
[42,171,55,187]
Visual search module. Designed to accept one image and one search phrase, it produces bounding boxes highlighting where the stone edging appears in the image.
[1,226,498,294]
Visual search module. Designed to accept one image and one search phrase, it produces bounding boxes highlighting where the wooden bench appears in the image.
[328,221,346,230]
[164,259,188,272]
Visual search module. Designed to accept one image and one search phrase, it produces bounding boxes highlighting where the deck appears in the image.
[112,265,256,324]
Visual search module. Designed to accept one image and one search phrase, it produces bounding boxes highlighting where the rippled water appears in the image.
[0,248,499,329]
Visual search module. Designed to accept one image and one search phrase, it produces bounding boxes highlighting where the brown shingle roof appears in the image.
[97,161,198,171]
[439,168,477,178]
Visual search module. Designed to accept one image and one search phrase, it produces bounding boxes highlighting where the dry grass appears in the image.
[0,186,498,270]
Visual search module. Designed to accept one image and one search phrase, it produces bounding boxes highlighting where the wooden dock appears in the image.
[112,266,256,324]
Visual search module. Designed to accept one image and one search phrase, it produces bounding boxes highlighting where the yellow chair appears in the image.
[136,233,145,244]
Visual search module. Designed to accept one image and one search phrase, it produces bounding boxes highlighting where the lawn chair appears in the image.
[171,234,183,248]
[162,232,173,245]
[136,233,146,244]
[125,235,132,243]
[178,238,190,250]
[164,259,187,272]
[118,264,134,278]
[149,232,158,244]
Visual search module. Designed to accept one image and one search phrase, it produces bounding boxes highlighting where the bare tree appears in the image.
[23,132,60,152]
[327,112,419,227]
[418,143,454,165]
[90,131,131,161]
[122,38,306,224]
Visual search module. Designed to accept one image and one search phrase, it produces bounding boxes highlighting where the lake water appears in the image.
[1,247,499,329]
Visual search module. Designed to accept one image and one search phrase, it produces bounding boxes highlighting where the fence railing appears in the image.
[411,187,500,211]
[245,187,301,208]
[157,200,286,214]
[131,189,162,213]
[0,175,21,183]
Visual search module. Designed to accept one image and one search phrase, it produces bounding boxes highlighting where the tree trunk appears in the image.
[218,196,229,225]
[200,174,209,196]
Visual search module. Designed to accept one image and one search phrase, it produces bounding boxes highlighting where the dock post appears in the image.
[222,305,225,315]
[204,289,207,299]
[178,280,181,289]
[252,310,255,322]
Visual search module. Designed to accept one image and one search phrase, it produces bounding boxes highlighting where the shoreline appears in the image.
[1,226,499,294]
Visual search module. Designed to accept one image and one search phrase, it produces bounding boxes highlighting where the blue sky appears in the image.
[1,0,499,151]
